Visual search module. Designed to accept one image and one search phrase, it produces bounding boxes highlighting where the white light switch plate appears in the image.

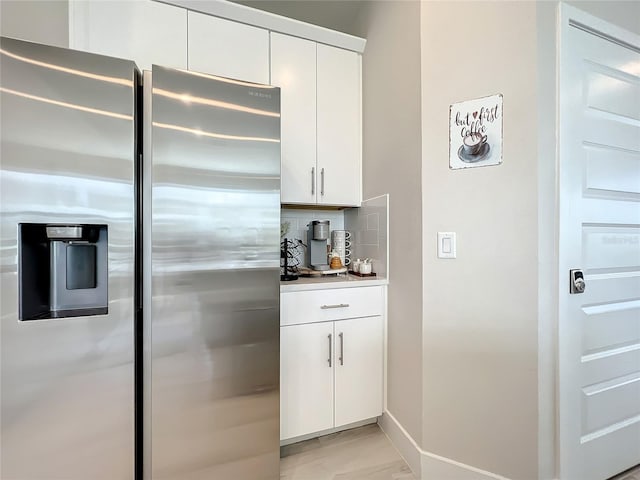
[437,232,456,259]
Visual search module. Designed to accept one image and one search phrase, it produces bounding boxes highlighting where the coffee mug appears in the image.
[462,133,487,155]
[331,230,351,240]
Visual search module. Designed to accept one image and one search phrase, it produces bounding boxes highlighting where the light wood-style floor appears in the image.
[281,423,640,480]
[613,465,640,480]
[280,424,415,480]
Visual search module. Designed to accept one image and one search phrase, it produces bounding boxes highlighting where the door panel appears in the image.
[582,225,640,270]
[585,69,640,120]
[582,374,640,435]
[71,0,187,71]
[585,145,640,194]
[0,37,136,479]
[148,66,281,479]
[271,33,317,205]
[187,12,269,84]
[334,316,383,428]
[559,19,640,480]
[316,44,361,206]
[280,322,334,440]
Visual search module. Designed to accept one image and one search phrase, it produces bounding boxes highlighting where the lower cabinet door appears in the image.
[334,316,383,427]
[280,322,334,440]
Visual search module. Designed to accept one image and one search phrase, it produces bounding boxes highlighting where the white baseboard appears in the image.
[378,411,423,477]
[379,410,511,480]
[421,451,512,480]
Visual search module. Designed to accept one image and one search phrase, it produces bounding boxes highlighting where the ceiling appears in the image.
[230,0,368,36]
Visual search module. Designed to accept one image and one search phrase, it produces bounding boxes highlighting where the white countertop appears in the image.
[280,274,388,292]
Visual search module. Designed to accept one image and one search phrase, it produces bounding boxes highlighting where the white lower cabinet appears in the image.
[280,322,334,440]
[280,286,383,441]
[334,315,383,427]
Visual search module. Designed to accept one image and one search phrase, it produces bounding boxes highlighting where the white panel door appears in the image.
[559,12,640,480]
[317,44,361,207]
[70,0,187,71]
[270,33,317,205]
[334,316,383,427]
[187,12,269,84]
[280,322,334,440]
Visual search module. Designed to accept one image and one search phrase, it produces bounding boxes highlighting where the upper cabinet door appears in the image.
[69,0,187,71]
[187,12,269,84]
[271,32,317,205]
[317,44,361,206]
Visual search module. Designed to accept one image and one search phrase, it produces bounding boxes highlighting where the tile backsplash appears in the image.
[281,208,345,270]
[281,209,345,243]
[281,198,388,277]
[344,194,389,279]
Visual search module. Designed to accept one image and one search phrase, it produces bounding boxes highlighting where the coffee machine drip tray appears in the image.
[310,264,331,271]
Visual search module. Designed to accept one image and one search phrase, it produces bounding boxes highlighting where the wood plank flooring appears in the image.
[280,424,415,480]
[281,424,639,480]
[613,465,640,480]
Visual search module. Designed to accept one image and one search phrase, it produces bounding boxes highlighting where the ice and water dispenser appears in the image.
[19,224,108,320]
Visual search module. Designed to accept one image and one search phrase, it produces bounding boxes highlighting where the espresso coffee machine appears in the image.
[307,220,330,271]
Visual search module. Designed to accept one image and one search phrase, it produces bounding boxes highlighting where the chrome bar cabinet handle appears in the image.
[339,332,344,366]
[320,303,350,310]
[327,334,332,367]
[320,167,325,196]
[311,167,315,195]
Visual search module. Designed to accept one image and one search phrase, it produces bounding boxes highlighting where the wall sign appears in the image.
[449,93,503,169]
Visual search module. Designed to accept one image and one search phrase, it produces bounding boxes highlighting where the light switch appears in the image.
[437,232,456,259]
[442,237,452,253]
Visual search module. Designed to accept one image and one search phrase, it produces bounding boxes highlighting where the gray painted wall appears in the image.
[354,0,424,445]
[0,1,68,47]
[420,2,539,478]
[418,1,639,479]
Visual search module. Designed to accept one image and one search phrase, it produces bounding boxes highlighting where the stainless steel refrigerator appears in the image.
[0,37,281,480]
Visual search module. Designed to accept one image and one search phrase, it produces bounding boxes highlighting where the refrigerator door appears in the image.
[145,66,281,479]
[0,37,136,479]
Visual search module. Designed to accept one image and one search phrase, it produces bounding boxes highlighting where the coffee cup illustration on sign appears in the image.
[450,94,503,169]
[458,129,491,162]
[462,133,487,155]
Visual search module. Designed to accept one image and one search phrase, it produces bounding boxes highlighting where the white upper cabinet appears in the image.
[69,0,187,71]
[187,12,269,84]
[270,33,317,205]
[272,34,361,207]
[68,2,362,206]
[317,44,361,206]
